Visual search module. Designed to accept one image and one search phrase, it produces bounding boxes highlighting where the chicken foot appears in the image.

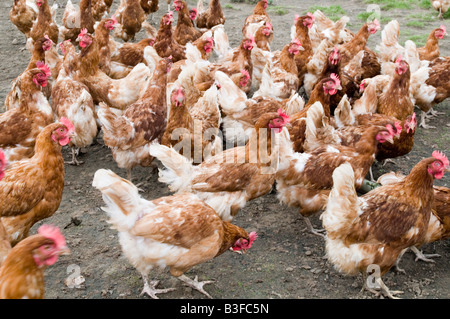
[65,147,84,166]
[177,274,214,299]
[419,111,436,129]
[410,246,441,263]
[362,273,404,299]
[139,274,176,299]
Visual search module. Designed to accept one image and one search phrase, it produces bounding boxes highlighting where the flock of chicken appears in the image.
[0,0,449,299]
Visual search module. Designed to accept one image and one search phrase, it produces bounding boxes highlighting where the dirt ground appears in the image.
[1,0,449,300]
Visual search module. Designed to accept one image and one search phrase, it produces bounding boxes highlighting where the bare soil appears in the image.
[1,0,449,300]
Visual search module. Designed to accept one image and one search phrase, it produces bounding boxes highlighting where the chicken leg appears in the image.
[301,215,326,238]
[65,147,84,166]
[177,274,214,299]
[139,273,176,299]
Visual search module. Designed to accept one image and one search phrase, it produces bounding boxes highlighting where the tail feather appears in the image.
[92,169,148,231]
[96,102,133,148]
[196,0,205,14]
[283,92,305,116]
[149,143,194,193]
[333,94,355,127]
[376,20,404,63]
[321,163,358,237]
[352,81,378,116]
[212,24,231,59]
[214,71,247,115]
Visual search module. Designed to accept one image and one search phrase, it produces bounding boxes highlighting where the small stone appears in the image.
[286,267,294,272]
[302,265,311,270]
[305,250,312,256]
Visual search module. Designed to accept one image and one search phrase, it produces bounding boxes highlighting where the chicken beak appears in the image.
[59,246,71,256]
[386,136,394,144]
[284,123,293,129]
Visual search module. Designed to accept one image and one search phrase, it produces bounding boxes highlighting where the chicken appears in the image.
[309,10,352,48]
[92,169,257,299]
[0,120,75,247]
[162,85,221,163]
[253,39,302,99]
[9,0,38,37]
[153,11,187,62]
[195,0,225,29]
[431,0,450,19]
[337,19,380,68]
[5,36,54,110]
[140,0,159,19]
[167,31,214,83]
[377,170,450,264]
[92,0,114,21]
[0,64,53,164]
[94,16,117,75]
[173,0,203,46]
[412,56,450,129]
[275,124,395,237]
[302,38,336,96]
[96,58,170,180]
[110,37,155,68]
[27,0,59,53]
[195,35,256,94]
[51,42,97,166]
[214,70,304,145]
[242,0,271,38]
[377,56,414,121]
[0,224,70,299]
[321,151,449,298]
[291,13,314,84]
[114,0,146,42]
[288,75,342,153]
[74,29,152,110]
[333,94,418,164]
[417,25,447,61]
[150,111,290,222]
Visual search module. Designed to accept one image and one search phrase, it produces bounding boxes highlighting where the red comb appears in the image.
[0,149,6,180]
[60,117,75,133]
[78,28,88,38]
[36,61,51,77]
[432,151,449,168]
[38,224,67,249]
[277,108,290,124]
[241,69,249,76]
[394,121,402,136]
[292,38,302,46]
[330,73,340,86]
[247,231,258,248]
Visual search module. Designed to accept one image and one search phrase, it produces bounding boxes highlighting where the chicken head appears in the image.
[435,25,448,39]
[51,118,75,146]
[33,225,70,267]
[428,151,449,179]
[323,73,342,95]
[329,46,341,65]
